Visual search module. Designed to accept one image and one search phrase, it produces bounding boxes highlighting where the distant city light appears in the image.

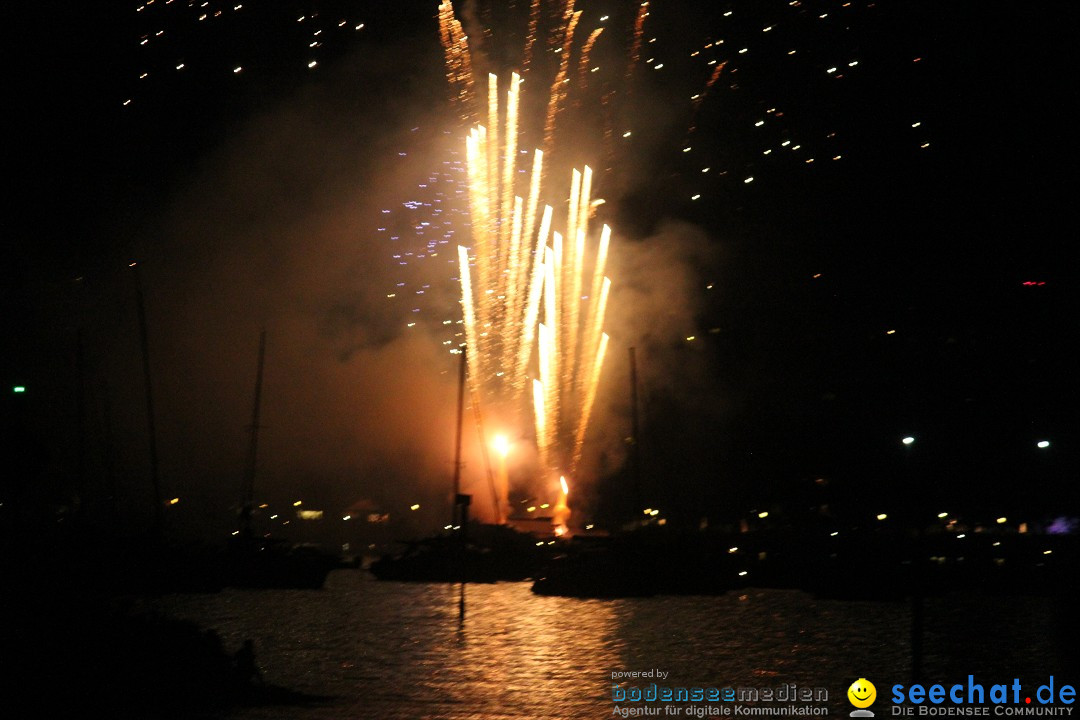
[996,517,1007,524]
[410,504,420,511]
[902,436,916,445]
[293,500,302,507]
[938,512,948,518]
[12,386,25,393]
[757,511,769,519]
[169,497,180,505]
[876,513,888,521]
[1037,440,1051,449]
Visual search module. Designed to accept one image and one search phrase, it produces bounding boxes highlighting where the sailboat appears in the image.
[368,346,548,583]
[222,330,340,590]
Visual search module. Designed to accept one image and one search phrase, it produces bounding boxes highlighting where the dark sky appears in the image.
[5,0,1078,540]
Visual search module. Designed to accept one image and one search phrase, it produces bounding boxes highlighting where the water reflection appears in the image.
[150,571,1070,719]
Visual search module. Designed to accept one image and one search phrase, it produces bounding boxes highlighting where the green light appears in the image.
[12,386,26,393]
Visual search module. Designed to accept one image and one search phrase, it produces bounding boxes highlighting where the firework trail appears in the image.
[522,0,542,75]
[436,0,677,521]
[454,65,613,518]
[438,1,478,122]
[543,9,581,158]
[576,27,604,105]
[627,1,650,83]
[688,61,727,134]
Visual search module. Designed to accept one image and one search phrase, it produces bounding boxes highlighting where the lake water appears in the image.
[147,570,1073,719]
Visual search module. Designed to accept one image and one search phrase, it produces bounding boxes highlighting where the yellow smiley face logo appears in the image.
[848,678,876,708]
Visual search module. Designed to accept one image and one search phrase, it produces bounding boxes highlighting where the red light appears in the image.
[1022,281,1046,286]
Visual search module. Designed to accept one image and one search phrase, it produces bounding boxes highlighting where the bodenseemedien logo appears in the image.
[849,678,877,717]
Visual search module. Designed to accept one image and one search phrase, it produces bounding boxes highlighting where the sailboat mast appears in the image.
[133,263,163,536]
[629,346,641,515]
[239,329,266,537]
[452,346,466,527]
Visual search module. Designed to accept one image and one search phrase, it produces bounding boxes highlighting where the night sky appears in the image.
[5,0,1078,542]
